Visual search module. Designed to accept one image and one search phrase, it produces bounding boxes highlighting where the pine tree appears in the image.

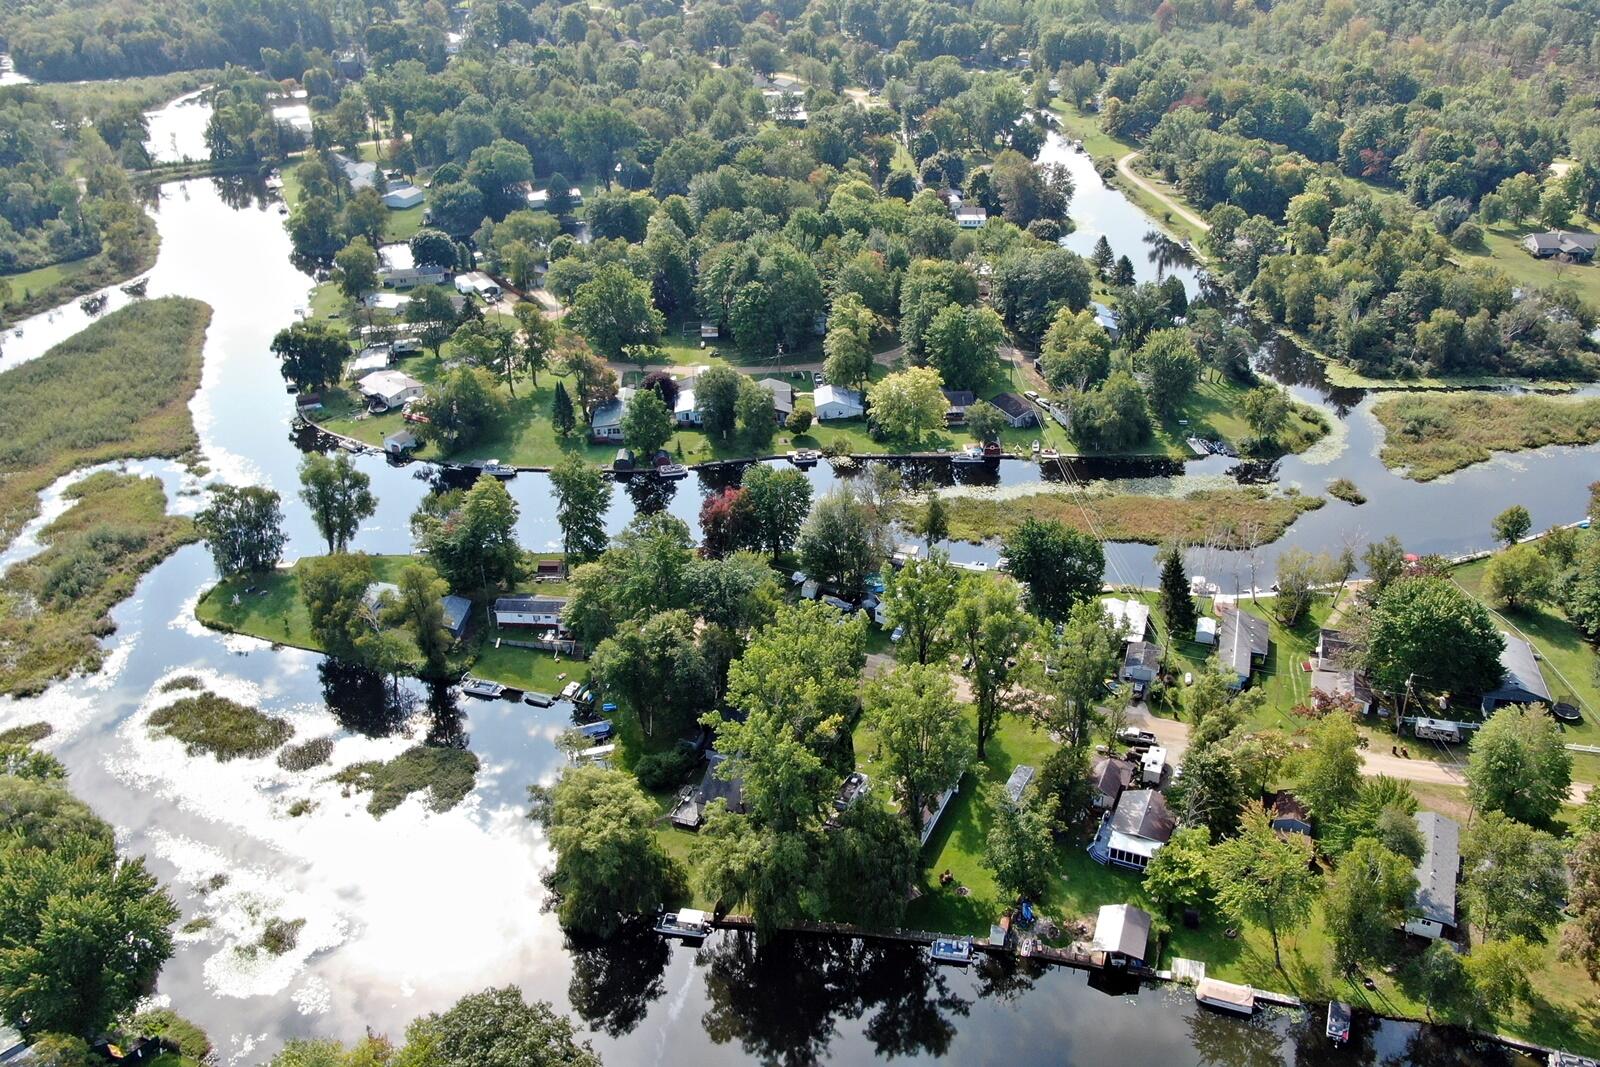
[1091,235,1114,278]
[552,381,576,437]
[918,495,949,549]
[1158,543,1197,638]
[1112,254,1136,287]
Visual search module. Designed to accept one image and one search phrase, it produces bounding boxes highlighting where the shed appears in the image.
[700,321,720,339]
[814,384,865,420]
[1404,811,1460,939]
[1267,790,1312,835]
[941,388,976,424]
[441,595,472,638]
[956,206,988,228]
[454,271,502,300]
[1480,633,1552,713]
[1195,617,1217,645]
[1092,903,1153,966]
[383,429,419,455]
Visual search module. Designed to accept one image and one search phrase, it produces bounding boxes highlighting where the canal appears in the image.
[0,93,1587,1063]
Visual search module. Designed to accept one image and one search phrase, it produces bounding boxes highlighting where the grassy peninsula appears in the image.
[1374,392,1600,481]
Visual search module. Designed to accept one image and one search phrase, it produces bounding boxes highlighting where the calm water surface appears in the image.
[0,97,1584,1064]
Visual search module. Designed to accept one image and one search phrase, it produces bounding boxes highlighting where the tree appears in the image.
[1483,544,1553,610]
[735,378,776,447]
[1323,837,1416,975]
[551,382,577,437]
[1002,517,1104,621]
[915,495,949,549]
[409,228,457,270]
[514,305,557,387]
[990,246,1092,350]
[401,986,601,1067]
[1560,831,1600,980]
[1415,940,1477,1023]
[406,285,460,356]
[1090,235,1114,277]
[298,452,376,554]
[739,464,811,558]
[194,484,285,576]
[453,317,524,396]
[796,487,887,600]
[592,611,710,739]
[1466,705,1572,827]
[1364,577,1504,697]
[1362,535,1406,595]
[1273,547,1331,626]
[1143,826,1212,915]
[865,664,972,836]
[1137,328,1200,419]
[567,264,664,359]
[870,367,948,445]
[333,237,379,303]
[1027,599,1123,753]
[549,453,613,565]
[621,389,673,458]
[412,476,522,593]
[1242,386,1292,446]
[982,783,1055,899]
[881,553,960,665]
[923,304,1004,391]
[1039,307,1111,392]
[899,259,978,358]
[380,564,453,675]
[1156,544,1197,639]
[1207,804,1318,968]
[823,292,876,392]
[694,364,744,440]
[965,403,1007,445]
[341,188,387,246]
[299,552,376,660]
[415,367,509,451]
[528,766,688,936]
[951,577,1036,759]
[271,320,350,391]
[1492,504,1533,547]
[1461,812,1567,940]
[820,801,920,929]
[0,833,178,1036]
[1466,937,1538,1014]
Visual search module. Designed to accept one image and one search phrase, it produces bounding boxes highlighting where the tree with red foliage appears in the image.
[699,487,750,558]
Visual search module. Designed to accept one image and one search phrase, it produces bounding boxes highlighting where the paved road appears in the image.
[1116,151,1212,235]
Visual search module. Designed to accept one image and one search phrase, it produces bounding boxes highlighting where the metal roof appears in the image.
[1092,903,1152,960]
[1412,811,1460,928]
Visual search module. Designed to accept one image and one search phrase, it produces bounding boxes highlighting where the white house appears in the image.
[382,182,424,209]
[358,370,425,411]
[589,387,633,440]
[526,186,584,212]
[455,272,502,300]
[813,384,865,420]
[956,207,988,228]
[1090,788,1176,872]
[493,594,568,629]
[673,387,701,426]
[1102,597,1151,643]
[378,244,446,289]
[271,103,313,138]
[332,151,378,191]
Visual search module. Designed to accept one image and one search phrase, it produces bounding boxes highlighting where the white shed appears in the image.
[813,384,865,420]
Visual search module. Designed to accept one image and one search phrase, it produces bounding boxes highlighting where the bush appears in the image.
[277,736,334,771]
[122,1008,212,1060]
[333,745,480,816]
[788,409,813,434]
[1450,221,1484,249]
[0,721,52,744]
[147,692,294,760]
[634,748,697,791]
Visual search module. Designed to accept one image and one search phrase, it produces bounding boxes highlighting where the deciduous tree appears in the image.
[195,484,286,576]
[864,664,972,836]
[298,452,376,554]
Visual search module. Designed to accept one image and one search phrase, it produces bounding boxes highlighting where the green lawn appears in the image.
[1,257,94,308]
[1461,216,1600,312]
[1046,100,1139,164]
[196,554,424,654]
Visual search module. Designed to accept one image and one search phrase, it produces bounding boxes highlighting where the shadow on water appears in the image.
[565,920,672,1039]
[317,660,412,738]
[422,680,469,748]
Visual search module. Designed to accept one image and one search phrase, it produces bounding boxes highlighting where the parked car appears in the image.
[1117,727,1158,747]
[812,371,823,385]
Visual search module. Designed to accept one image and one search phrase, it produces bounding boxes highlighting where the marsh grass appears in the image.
[1326,478,1366,505]
[0,722,52,745]
[148,692,294,761]
[1374,392,1600,481]
[332,745,479,816]
[277,737,334,772]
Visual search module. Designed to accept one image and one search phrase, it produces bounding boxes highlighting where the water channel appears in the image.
[0,93,1588,1064]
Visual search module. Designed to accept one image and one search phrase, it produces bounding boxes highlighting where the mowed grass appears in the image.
[914,486,1324,548]
[0,297,211,549]
[0,256,94,308]
[1373,391,1600,481]
[1461,216,1600,312]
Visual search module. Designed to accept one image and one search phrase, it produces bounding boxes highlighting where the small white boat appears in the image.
[1030,439,1041,455]
[1326,1000,1351,1044]
[655,907,711,941]
[930,936,974,965]
[787,449,820,467]
[460,677,506,699]
[951,444,987,464]
[476,459,517,478]
[655,463,688,480]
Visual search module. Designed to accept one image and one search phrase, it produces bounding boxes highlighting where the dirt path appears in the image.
[1116,152,1211,235]
[604,342,906,380]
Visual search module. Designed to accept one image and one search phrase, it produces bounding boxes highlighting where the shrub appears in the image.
[634,748,696,791]
[277,736,334,771]
[148,692,294,760]
[122,1008,212,1060]
[332,745,479,816]
[788,409,813,434]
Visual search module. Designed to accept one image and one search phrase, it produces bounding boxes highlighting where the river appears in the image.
[0,95,1582,1064]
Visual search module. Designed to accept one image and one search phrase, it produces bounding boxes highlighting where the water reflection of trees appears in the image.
[565,920,670,1038]
[318,660,411,737]
[697,933,971,1065]
[625,475,678,515]
[422,680,468,748]
[1187,1005,1288,1067]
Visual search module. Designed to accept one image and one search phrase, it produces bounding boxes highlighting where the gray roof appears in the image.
[1412,811,1460,927]
[1527,230,1598,253]
[1218,607,1269,680]
[441,595,472,635]
[1091,755,1135,800]
[1109,788,1175,844]
[989,391,1033,418]
[1482,633,1551,708]
[1123,640,1163,673]
[758,377,794,413]
[942,388,976,408]
[494,595,567,615]
[1004,764,1036,804]
[1092,903,1152,960]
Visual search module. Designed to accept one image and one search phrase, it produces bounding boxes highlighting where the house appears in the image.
[589,387,632,440]
[493,594,568,628]
[757,378,794,425]
[956,206,988,228]
[1194,616,1217,645]
[383,429,419,455]
[1122,640,1163,689]
[1311,629,1376,714]
[454,271,502,300]
[1092,301,1121,340]
[1523,231,1598,261]
[1405,811,1460,939]
[332,151,378,191]
[271,103,313,137]
[361,581,401,626]
[525,186,584,212]
[1267,790,1312,835]
[349,345,393,377]
[942,388,976,425]
[358,370,425,411]
[1090,755,1135,811]
[1090,788,1176,871]
[814,384,865,420]
[441,594,472,639]
[1480,633,1552,713]
[1004,764,1036,804]
[987,391,1039,428]
[377,243,447,289]
[1091,903,1152,967]
[1102,597,1151,642]
[1216,605,1269,689]
[382,181,424,209]
[669,752,747,829]
[673,386,701,427]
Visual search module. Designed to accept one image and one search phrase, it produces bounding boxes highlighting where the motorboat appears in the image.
[576,719,615,741]
[1039,447,1059,461]
[1030,439,1041,455]
[930,936,974,965]
[476,459,517,479]
[460,677,506,699]
[655,463,689,480]
[951,444,987,464]
[523,691,555,708]
[1326,1001,1351,1044]
[787,449,820,467]
[654,907,712,941]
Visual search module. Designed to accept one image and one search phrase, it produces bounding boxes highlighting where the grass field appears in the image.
[0,256,94,306]
[1462,215,1600,311]
[1372,391,1600,481]
[917,486,1324,548]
